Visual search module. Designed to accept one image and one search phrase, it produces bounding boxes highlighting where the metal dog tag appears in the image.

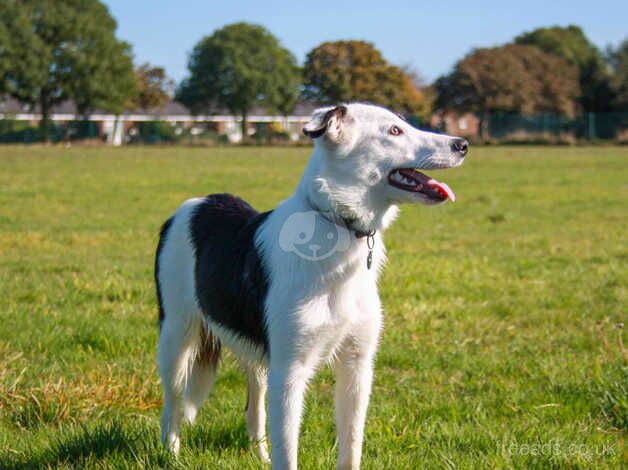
[366,232,375,270]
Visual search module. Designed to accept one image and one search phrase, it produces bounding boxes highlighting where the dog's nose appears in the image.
[451,138,469,157]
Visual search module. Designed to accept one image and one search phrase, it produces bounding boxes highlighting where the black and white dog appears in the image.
[155,103,468,469]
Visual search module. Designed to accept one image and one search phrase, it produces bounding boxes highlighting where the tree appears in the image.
[0,10,10,96]
[606,39,628,111]
[400,64,434,122]
[515,25,612,112]
[71,40,136,117]
[0,0,136,140]
[176,23,300,141]
[435,44,581,117]
[0,2,46,101]
[127,63,174,110]
[302,40,427,116]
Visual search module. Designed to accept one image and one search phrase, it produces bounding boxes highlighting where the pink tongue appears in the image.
[428,179,456,202]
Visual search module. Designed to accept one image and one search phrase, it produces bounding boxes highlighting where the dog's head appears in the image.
[301,103,468,231]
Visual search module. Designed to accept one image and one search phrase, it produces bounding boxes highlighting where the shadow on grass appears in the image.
[185,419,250,453]
[2,417,252,469]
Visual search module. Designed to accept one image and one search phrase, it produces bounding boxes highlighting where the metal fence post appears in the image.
[588,113,596,140]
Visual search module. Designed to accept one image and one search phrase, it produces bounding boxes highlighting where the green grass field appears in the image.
[0,145,626,469]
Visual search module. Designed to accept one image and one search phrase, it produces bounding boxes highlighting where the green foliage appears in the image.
[607,39,628,111]
[0,0,136,138]
[176,22,300,139]
[435,45,581,117]
[0,10,10,95]
[70,39,136,116]
[302,40,429,116]
[130,121,178,143]
[127,63,174,111]
[0,146,626,468]
[515,25,613,112]
[0,119,33,143]
[0,119,102,143]
[0,1,47,102]
[515,25,600,71]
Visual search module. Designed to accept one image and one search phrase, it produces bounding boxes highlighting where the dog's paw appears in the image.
[252,437,271,464]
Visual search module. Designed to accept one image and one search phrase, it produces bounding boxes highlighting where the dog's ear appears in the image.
[302,105,347,140]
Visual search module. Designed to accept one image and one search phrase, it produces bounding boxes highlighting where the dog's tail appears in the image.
[197,324,222,369]
[155,216,174,330]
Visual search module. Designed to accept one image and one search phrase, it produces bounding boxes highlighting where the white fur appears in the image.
[157,103,466,469]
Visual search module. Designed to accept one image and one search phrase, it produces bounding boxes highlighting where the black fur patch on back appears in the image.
[155,216,174,330]
[190,194,271,352]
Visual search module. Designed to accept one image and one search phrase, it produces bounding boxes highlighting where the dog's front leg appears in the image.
[265,292,329,468]
[334,315,382,470]
[268,360,316,470]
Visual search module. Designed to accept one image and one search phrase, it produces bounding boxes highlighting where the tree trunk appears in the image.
[39,94,51,143]
[241,111,248,144]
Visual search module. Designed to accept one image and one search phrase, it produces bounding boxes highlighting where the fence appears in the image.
[483,112,628,142]
[0,119,100,144]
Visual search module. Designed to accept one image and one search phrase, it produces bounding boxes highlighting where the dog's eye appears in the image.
[389,125,403,136]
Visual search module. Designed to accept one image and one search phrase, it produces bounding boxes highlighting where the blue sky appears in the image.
[103,0,628,84]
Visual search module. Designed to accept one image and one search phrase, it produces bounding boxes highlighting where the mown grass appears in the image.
[0,145,626,469]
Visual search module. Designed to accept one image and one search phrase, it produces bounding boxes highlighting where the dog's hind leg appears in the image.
[183,325,221,423]
[243,362,270,462]
[158,313,202,454]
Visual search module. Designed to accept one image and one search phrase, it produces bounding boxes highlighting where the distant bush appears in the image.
[0,120,65,143]
[127,121,178,144]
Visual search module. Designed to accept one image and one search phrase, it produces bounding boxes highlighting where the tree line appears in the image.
[0,0,174,141]
[1,1,627,141]
[436,26,627,118]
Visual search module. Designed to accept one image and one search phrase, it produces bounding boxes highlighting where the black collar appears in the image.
[306,199,377,269]
[349,224,375,239]
[321,212,376,269]
[313,206,375,239]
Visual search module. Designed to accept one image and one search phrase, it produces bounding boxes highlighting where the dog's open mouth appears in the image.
[388,168,455,202]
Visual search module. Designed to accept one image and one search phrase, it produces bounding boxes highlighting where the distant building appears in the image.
[430,111,480,139]
[0,98,319,145]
